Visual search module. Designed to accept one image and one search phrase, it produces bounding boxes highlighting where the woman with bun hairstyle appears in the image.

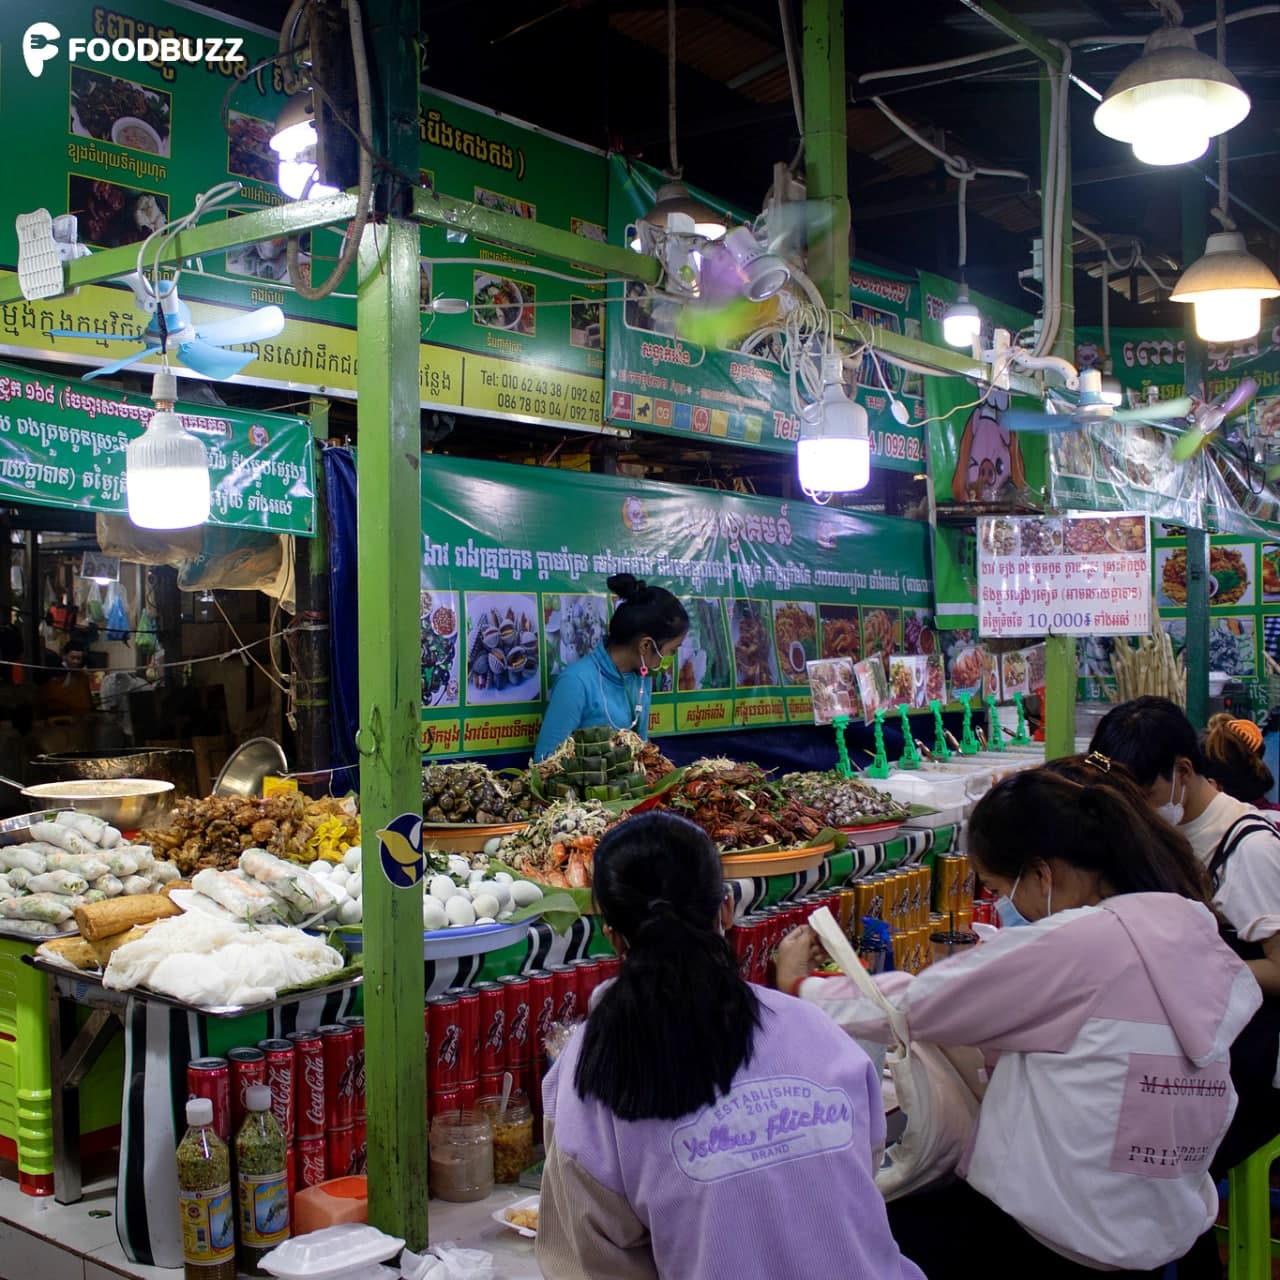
[1201,712,1279,809]
[537,811,923,1280]
[533,574,688,761]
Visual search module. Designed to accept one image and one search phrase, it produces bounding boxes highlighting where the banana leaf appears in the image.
[492,859,595,920]
[529,766,686,815]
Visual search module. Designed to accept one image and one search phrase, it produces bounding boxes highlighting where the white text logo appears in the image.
[22,22,60,77]
[20,22,245,75]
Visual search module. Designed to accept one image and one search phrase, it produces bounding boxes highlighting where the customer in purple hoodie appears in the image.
[537,811,923,1280]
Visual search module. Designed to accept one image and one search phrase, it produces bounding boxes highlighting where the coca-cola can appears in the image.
[319,1024,357,1129]
[186,1057,232,1144]
[752,919,772,986]
[527,970,555,1057]
[226,1047,265,1138]
[339,1015,366,1120]
[258,1039,296,1143]
[599,955,621,982]
[444,987,480,1083]
[729,920,756,984]
[351,1118,367,1174]
[427,994,462,1091]
[287,1029,326,1141]
[548,964,578,1023]
[474,982,506,1075]
[498,975,531,1067]
[458,1079,478,1109]
[478,1070,505,1101]
[571,957,603,1012]
[327,1125,355,1180]
[297,1136,327,1189]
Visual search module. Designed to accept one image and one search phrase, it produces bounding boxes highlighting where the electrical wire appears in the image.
[859,42,1024,85]
[667,0,681,178]
[214,595,291,695]
[1211,0,1236,233]
[1069,4,1279,46]
[777,0,804,150]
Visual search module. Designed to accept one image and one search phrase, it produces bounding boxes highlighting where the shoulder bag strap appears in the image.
[809,906,910,1048]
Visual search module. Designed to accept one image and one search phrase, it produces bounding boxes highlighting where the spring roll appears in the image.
[150,861,181,885]
[98,826,122,849]
[1,920,60,938]
[29,822,97,859]
[191,868,279,922]
[93,874,124,898]
[25,870,89,896]
[103,850,140,878]
[1,893,73,923]
[44,851,109,881]
[56,811,109,843]
[120,875,152,896]
[0,847,47,875]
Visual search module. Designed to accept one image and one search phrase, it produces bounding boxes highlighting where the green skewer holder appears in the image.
[897,705,921,770]
[832,715,854,778]
[1011,691,1033,745]
[985,695,1005,753]
[865,708,891,779]
[930,699,951,761]
[959,694,980,755]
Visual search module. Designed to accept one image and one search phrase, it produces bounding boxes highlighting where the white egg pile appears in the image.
[310,849,544,932]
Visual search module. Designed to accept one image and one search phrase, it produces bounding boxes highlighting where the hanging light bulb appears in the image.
[126,368,211,530]
[720,226,790,301]
[1171,231,1280,342]
[942,287,982,348]
[1093,25,1249,167]
[797,355,871,495]
[629,182,727,252]
[270,93,339,200]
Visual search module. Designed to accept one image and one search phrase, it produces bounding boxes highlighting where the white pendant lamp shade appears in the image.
[271,94,339,200]
[797,356,871,493]
[1093,26,1250,167]
[126,370,211,530]
[942,290,982,348]
[630,182,727,250]
[1171,231,1280,342]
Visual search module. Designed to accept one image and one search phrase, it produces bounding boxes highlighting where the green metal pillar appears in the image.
[1040,65,1075,760]
[802,0,850,308]
[1182,172,1211,729]
[356,0,428,1250]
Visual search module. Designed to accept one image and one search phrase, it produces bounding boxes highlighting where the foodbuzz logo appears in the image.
[22,22,245,78]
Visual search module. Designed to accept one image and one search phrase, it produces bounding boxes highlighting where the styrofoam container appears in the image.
[261,1224,405,1279]
[492,1193,540,1238]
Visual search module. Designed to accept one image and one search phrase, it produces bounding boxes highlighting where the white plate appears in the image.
[492,1194,539,1239]
[336,913,541,961]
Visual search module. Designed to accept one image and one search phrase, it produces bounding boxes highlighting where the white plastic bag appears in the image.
[809,906,983,1201]
[399,1244,494,1280]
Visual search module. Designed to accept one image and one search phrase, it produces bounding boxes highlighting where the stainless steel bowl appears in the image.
[19,778,175,829]
[214,738,288,799]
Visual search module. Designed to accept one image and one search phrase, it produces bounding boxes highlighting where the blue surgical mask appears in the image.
[995,871,1031,928]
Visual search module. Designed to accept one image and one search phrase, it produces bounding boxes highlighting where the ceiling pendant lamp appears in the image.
[629,182,728,252]
[126,368,211,530]
[1093,26,1250,167]
[1171,231,1280,342]
[942,287,982,348]
[797,355,871,495]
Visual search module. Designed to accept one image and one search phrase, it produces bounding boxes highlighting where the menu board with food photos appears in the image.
[977,514,1152,640]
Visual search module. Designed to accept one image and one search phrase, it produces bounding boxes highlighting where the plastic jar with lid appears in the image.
[477,1090,534,1183]
[429,1110,493,1202]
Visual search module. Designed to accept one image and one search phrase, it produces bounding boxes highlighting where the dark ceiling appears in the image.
[207,0,1280,326]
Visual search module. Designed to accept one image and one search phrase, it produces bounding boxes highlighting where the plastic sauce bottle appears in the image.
[176,1097,236,1280]
[235,1083,291,1276]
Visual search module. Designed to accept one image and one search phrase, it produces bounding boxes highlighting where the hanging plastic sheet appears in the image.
[323,447,359,792]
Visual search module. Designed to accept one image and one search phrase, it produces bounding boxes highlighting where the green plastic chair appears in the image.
[1214,1132,1280,1279]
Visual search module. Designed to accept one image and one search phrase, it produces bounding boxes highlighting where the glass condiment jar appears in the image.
[177,1097,236,1280]
[429,1109,494,1202]
[478,1090,534,1184]
[235,1084,290,1276]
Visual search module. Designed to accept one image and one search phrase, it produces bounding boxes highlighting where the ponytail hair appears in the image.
[606,574,689,649]
[971,760,1211,905]
[575,810,760,1120]
[1201,713,1274,805]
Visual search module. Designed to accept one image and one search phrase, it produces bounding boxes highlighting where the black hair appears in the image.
[574,810,760,1120]
[1201,713,1274,805]
[969,763,1210,904]
[606,574,689,650]
[1087,695,1203,788]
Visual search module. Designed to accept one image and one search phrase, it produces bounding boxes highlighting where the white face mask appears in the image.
[1156,775,1184,826]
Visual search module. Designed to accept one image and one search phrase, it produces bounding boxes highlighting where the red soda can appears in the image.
[351,1118,367,1175]
[548,964,578,1023]
[319,1024,357,1129]
[571,957,602,1012]
[429,1088,462,1122]
[258,1039,296,1143]
[478,1070,505,1099]
[730,924,753,982]
[527,970,555,1057]
[339,1016,366,1120]
[296,1136,326,1189]
[599,955,621,982]
[751,920,772,986]
[497,976,531,1067]
[287,1029,326,1141]
[327,1125,355,1180]
[226,1047,265,1137]
[474,982,506,1075]
[444,987,480,1084]
[426,994,462,1091]
[186,1057,232,1144]
[458,1079,478,1109]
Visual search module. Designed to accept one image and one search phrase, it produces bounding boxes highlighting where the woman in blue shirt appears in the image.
[534,574,688,761]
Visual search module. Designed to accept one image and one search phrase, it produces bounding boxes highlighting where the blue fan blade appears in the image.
[195,306,284,347]
[49,328,138,342]
[1002,408,1079,434]
[1113,396,1193,423]
[179,339,255,380]
[82,347,157,381]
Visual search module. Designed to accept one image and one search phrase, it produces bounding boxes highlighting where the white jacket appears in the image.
[801,894,1261,1270]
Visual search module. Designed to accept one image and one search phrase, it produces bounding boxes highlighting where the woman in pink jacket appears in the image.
[778,768,1261,1278]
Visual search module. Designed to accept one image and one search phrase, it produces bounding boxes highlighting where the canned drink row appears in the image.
[935,854,977,918]
[848,866,934,935]
[727,893,843,987]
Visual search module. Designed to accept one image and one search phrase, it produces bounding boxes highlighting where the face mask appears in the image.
[642,641,674,675]
[1156,775,1184,826]
[993,868,1051,928]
